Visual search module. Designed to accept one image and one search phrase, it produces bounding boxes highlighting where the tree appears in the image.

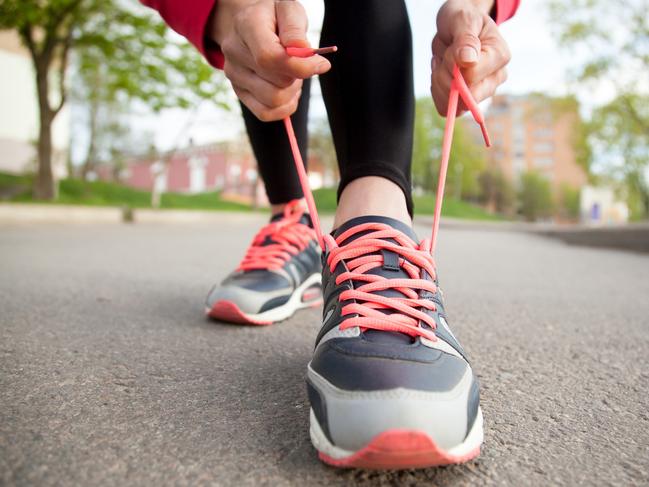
[478,168,515,215]
[557,183,581,221]
[308,117,338,185]
[413,97,486,199]
[518,171,554,222]
[549,0,649,218]
[0,1,229,199]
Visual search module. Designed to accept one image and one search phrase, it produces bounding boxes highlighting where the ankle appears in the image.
[333,177,411,229]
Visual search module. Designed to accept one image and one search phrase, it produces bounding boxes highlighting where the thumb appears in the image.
[450,11,483,68]
[276,0,310,48]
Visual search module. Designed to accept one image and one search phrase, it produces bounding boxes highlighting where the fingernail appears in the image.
[432,57,438,70]
[315,61,330,75]
[459,47,478,63]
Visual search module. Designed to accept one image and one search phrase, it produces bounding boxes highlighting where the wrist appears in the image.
[446,0,494,15]
[211,0,256,44]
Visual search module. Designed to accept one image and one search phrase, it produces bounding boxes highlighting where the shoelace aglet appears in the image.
[479,122,491,147]
[286,46,338,58]
[452,65,491,147]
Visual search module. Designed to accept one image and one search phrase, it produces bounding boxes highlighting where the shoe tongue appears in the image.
[333,215,418,243]
[270,212,313,227]
[333,216,421,345]
[263,212,313,246]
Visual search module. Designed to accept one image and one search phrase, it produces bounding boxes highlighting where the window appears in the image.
[533,142,554,153]
[534,157,554,167]
[534,128,553,139]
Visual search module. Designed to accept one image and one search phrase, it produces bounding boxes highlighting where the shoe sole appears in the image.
[310,407,483,470]
[206,272,322,325]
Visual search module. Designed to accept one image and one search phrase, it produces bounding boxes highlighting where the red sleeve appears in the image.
[141,0,225,69]
[142,0,520,71]
[492,0,520,24]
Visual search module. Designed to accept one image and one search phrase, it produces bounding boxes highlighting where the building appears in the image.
[99,140,330,207]
[484,94,587,191]
[580,185,629,224]
[0,31,69,177]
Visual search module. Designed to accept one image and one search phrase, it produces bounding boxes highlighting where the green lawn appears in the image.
[0,173,250,211]
[1,173,503,221]
[313,188,503,221]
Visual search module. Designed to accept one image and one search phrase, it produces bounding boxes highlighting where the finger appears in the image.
[235,86,302,122]
[432,35,447,57]
[236,6,329,80]
[466,68,508,103]
[225,62,302,107]
[461,26,511,85]
[246,33,330,80]
[276,0,309,48]
[442,9,484,68]
[223,37,295,88]
[431,34,448,72]
[430,63,455,115]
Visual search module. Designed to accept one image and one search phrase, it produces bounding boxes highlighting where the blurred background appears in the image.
[2,3,648,485]
[0,0,647,225]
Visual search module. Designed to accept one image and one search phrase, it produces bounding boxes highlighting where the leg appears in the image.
[319,0,415,227]
[241,78,311,213]
[307,1,482,470]
[206,79,322,325]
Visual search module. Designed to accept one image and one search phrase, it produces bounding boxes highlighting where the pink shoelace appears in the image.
[237,199,316,272]
[284,47,491,340]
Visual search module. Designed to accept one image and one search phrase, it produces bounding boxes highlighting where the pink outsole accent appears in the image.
[207,300,273,326]
[318,430,481,470]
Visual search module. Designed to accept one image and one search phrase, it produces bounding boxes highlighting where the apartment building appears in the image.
[484,94,587,191]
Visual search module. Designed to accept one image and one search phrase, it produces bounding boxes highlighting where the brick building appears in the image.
[484,94,587,191]
[102,140,331,206]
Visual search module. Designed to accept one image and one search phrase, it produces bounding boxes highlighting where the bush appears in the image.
[518,171,554,222]
[558,184,580,221]
[478,169,516,215]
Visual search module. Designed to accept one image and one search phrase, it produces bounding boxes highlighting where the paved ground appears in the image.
[1,215,648,486]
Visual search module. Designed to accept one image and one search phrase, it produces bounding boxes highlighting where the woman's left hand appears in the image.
[431,0,511,115]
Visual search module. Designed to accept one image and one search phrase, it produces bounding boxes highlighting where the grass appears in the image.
[313,187,503,221]
[0,173,250,212]
[1,172,504,221]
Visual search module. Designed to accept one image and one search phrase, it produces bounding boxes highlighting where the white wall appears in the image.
[0,35,69,176]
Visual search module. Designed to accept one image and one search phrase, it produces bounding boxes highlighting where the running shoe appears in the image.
[306,215,482,469]
[205,200,322,325]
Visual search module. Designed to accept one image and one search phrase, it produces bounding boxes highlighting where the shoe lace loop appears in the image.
[282,47,492,342]
[237,200,315,271]
[324,223,439,341]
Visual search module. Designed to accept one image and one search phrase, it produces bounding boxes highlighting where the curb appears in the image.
[536,224,649,253]
[0,203,124,225]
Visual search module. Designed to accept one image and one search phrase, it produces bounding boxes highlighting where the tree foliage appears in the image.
[478,168,515,215]
[0,0,229,199]
[518,171,554,222]
[557,183,581,221]
[549,0,649,218]
[413,97,486,199]
[308,117,338,182]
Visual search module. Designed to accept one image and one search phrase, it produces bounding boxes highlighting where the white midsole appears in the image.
[310,407,484,461]
[236,272,322,322]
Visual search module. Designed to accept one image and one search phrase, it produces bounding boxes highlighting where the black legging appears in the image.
[241,0,415,215]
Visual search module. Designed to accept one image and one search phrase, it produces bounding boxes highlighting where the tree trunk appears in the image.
[34,66,56,200]
[82,102,98,180]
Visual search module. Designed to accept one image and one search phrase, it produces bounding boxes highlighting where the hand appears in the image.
[431,0,511,115]
[211,0,331,121]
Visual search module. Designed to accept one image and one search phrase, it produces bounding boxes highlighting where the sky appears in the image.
[139,0,590,152]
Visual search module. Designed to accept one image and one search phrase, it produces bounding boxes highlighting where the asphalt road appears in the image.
[1,215,648,486]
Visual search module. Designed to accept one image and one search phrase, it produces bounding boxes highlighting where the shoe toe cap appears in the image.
[308,336,480,451]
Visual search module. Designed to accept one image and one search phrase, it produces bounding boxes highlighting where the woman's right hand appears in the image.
[211,0,331,121]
